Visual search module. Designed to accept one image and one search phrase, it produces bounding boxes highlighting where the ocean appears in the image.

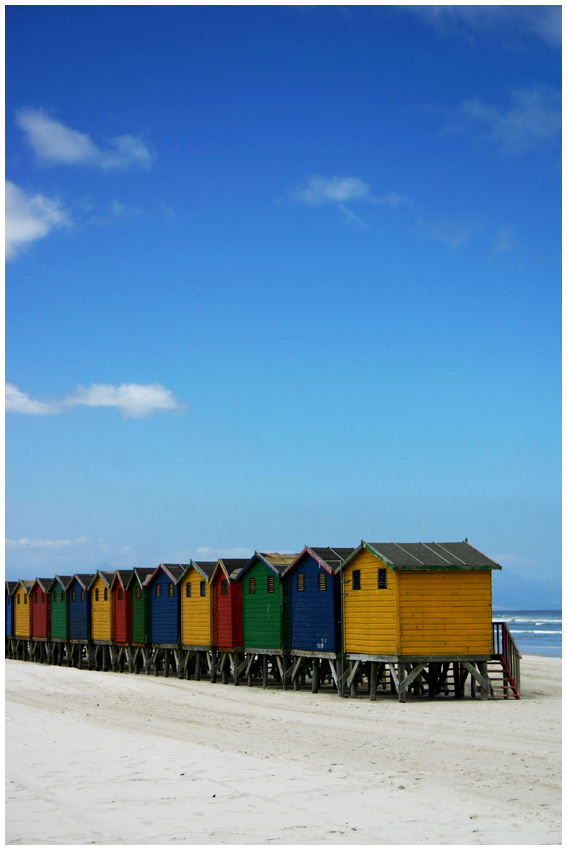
[493,610,562,657]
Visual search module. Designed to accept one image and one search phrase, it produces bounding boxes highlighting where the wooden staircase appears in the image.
[490,621,521,699]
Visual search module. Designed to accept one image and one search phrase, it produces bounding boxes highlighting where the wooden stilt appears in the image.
[233,651,240,686]
[312,659,319,694]
[262,655,268,689]
[478,661,489,700]
[164,649,170,678]
[195,652,201,681]
[369,661,377,701]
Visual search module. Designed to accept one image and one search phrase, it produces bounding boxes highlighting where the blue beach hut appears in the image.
[282,546,354,692]
[6,581,17,637]
[147,564,187,645]
[68,574,95,640]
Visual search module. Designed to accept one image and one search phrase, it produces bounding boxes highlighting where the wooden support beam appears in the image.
[312,659,319,694]
[388,662,399,692]
[262,655,268,689]
[369,661,377,701]
[221,653,229,685]
[194,652,201,681]
[462,661,491,698]
[233,652,240,687]
[346,660,360,689]
[328,659,339,690]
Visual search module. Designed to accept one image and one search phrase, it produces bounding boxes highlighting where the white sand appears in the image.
[5,656,561,845]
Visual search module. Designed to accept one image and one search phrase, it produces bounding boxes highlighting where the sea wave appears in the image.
[510,630,562,635]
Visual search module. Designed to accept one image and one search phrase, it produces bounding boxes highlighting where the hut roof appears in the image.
[112,569,133,590]
[240,551,299,579]
[213,558,250,581]
[53,575,74,591]
[72,574,96,590]
[88,571,115,590]
[6,581,18,595]
[128,568,155,589]
[284,546,356,576]
[190,560,217,581]
[31,577,53,593]
[17,579,34,593]
[148,563,188,584]
[340,541,502,571]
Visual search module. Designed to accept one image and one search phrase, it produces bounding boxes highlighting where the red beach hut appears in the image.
[212,558,248,651]
[30,578,52,638]
[112,570,133,644]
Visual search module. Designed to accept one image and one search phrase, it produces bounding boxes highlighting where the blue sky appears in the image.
[5,6,561,598]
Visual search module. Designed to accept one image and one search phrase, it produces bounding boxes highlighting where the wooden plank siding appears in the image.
[67,576,94,640]
[90,574,115,641]
[287,553,339,653]
[13,581,32,638]
[5,583,16,637]
[214,568,243,651]
[398,571,492,655]
[241,559,290,651]
[30,579,51,638]
[342,549,398,655]
[180,565,214,647]
[147,565,186,645]
[49,578,70,640]
[112,572,132,643]
[130,572,151,643]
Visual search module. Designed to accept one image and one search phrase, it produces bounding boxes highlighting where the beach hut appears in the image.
[49,576,73,665]
[30,578,52,639]
[282,546,355,692]
[212,557,248,649]
[238,552,298,688]
[6,581,17,639]
[179,560,216,681]
[127,568,153,674]
[338,541,506,702]
[112,570,133,643]
[89,571,115,642]
[146,564,187,676]
[13,580,33,639]
[67,575,94,670]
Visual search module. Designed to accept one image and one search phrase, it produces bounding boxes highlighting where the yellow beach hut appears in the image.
[89,571,116,642]
[339,541,508,702]
[13,579,33,638]
[180,560,216,648]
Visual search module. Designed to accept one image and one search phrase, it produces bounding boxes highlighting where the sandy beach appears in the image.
[5,655,561,845]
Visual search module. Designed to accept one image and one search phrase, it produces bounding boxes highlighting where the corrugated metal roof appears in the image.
[54,575,74,591]
[191,560,217,580]
[156,563,188,583]
[6,581,18,594]
[310,547,356,572]
[114,570,133,588]
[32,578,53,593]
[259,552,299,576]
[364,541,501,569]
[74,574,96,589]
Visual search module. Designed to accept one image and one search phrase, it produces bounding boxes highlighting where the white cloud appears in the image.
[5,180,70,259]
[6,536,89,549]
[458,87,561,154]
[416,218,473,248]
[403,6,561,48]
[15,108,154,170]
[292,175,409,206]
[5,382,187,418]
[196,547,254,559]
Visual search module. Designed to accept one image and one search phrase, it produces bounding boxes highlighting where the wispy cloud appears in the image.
[196,547,254,559]
[457,87,561,155]
[5,180,70,259]
[5,382,187,419]
[292,175,409,206]
[6,536,89,549]
[403,5,561,48]
[15,108,154,170]
[416,218,474,248]
[494,225,516,253]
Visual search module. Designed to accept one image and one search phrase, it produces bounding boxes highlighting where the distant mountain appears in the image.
[492,569,562,610]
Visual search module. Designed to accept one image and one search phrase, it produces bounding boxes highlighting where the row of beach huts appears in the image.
[5,540,521,701]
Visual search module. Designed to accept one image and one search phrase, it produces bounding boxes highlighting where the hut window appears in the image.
[53,590,58,603]
[61,591,65,601]
[81,591,85,602]
[249,577,256,594]
[17,594,20,605]
[42,592,45,603]
[95,589,99,602]
[221,580,227,596]
[200,581,206,597]
[169,583,174,598]
[378,568,387,590]
[104,588,108,601]
[297,574,304,592]
[118,588,123,601]
[72,591,76,603]
[186,582,191,598]
[156,584,161,598]
[352,570,361,590]
[318,572,326,592]
[35,592,38,604]
[135,587,141,599]
[267,576,275,594]
[24,595,27,605]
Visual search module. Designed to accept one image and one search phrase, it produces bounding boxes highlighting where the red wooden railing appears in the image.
[492,621,522,696]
